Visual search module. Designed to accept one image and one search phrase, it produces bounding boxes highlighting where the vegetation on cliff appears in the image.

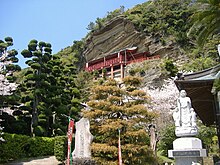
[84,0,220,72]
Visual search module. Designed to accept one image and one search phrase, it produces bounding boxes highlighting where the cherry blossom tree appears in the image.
[0,37,20,142]
[146,79,179,129]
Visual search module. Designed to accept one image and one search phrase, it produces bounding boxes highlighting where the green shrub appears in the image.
[181,56,217,72]
[54,135,75,163]
[0,133,54,163]
[0,133,29,162]
[157,124,176,157]
[54,136,67,162]
[128,68,136,76]
[161,58,178,77]
[33,125,45,136]
[27,137,54,157]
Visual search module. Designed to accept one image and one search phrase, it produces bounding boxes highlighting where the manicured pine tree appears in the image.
[20,39,82,136]
[46,53,81,136]
[83,76,158,165]
[20,39,53,136]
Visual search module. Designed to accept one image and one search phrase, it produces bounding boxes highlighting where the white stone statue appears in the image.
[72,118,93,158]
[173,90,198,137]
[190,108,197,128]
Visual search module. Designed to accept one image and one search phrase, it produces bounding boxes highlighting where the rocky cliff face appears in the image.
[83,16,185,129]
[83,16,186,64]
[83,15,188,89]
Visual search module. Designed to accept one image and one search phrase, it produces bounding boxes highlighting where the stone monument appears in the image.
[168,90,207,165]
[72,118,93,158]
[72,118,95,164]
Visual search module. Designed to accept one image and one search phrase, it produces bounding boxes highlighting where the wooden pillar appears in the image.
[111,65,114,79]
[86,63,89,71]
[120,64,124,79]
[125,50,127,64]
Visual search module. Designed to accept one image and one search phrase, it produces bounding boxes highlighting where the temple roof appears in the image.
[174,64,220,126]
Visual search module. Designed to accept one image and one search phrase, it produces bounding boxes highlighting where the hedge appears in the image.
[0,133,76,164]
[54,136,68,163]
[54,136,76,163]
[0,133,54,163]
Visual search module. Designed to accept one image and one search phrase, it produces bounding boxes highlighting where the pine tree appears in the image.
[20,40,82,136]
[51,41,85,135]
[83,77,158,165]
[20,39,53,136]
[48,54,81,136]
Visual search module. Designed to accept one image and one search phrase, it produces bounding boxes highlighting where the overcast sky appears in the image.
[0,0,147,68]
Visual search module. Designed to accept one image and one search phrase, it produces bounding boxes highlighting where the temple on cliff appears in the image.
[85,47,160,79]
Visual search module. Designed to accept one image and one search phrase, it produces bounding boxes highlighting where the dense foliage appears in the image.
[125,0,192,47]
[188,0,220,47]
[126,0,220,71]
[0,133,54,163]
[54,136,68,162]
[20,39,54,136]
[85,0,220,72]
[83,77,158,165]
[1,39,82,137]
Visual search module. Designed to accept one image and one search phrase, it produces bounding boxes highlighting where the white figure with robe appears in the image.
[190,108,197,128]
[177,90,192,127]
[173,90,197,128]
[173,107,180,127]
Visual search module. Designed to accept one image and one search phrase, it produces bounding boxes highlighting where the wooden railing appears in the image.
[85,55,160,72]
[127,55,160,64]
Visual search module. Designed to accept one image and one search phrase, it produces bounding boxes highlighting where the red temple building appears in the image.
[85,47,160,79]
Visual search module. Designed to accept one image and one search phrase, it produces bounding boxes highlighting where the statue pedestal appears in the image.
[168,137,207,165]
[175,126,198,137]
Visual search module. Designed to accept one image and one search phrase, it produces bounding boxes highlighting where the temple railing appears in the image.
[85,55,160,72]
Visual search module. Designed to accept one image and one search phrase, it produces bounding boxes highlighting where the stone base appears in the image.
[168,149,207,157]
[72,158,96,165]
[173,137,202,150]
[168,137,207,165]
[175,126,198,137]
[175,157,203,165]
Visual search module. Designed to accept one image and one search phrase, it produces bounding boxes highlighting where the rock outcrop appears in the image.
[83,16,186,64]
